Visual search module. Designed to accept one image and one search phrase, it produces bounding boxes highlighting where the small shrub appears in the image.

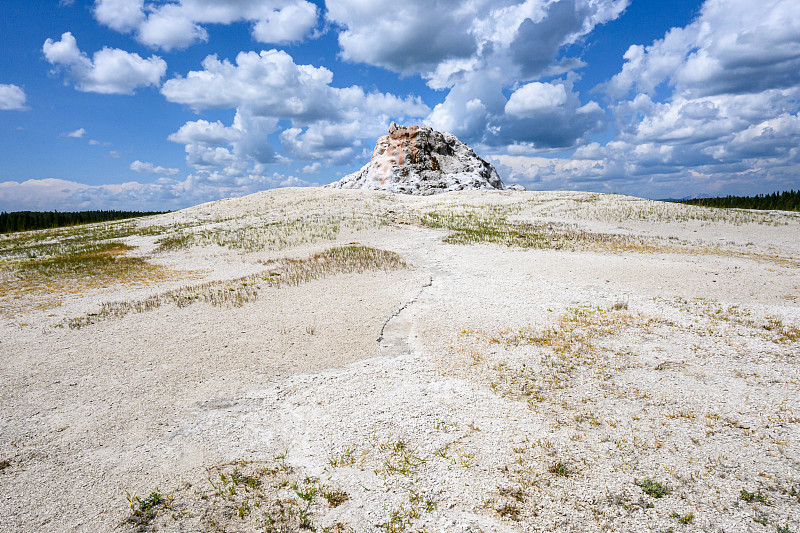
[637,478,670,498]
[323,489,349,508]
[612,296,629,310]
[549,461,570,477]
[671,511,695,524]
[125,489,172,526]
[291,478,318,502]
[496,502,521,521]
[740,489,768,503]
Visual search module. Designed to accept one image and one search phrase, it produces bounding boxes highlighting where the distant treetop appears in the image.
[679,190,799,212]
[0,210,167,234]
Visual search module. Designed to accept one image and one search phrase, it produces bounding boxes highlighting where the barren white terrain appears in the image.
[1,188,799,532]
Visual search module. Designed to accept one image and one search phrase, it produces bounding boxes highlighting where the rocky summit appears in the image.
[327,122,519,195]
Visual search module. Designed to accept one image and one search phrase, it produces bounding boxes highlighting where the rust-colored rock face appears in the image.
[328,122,514,195]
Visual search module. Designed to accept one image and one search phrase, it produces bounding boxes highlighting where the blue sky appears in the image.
[1,0,798,211]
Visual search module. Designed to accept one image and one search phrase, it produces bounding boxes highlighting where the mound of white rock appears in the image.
[327,122,522,195]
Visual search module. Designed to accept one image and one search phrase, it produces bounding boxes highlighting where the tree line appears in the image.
[680,190,800,212]
[0,210,167,234]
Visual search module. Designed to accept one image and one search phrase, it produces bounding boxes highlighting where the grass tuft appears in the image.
[740,489,768,503]
[125,489,172,527]
[548,461,570,477]
[637,478,670,498]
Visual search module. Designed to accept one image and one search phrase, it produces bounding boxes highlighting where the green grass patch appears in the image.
[637,478,670,498]
[740,489,768,503]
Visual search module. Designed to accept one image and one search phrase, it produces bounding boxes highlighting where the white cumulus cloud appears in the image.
[65,128,87,138]
[43,32,166,94]
[302,162,322,174]
[162,49,429,171]
[563,0,800,196]
[93,0,319,50]
[505,82,569,117]
[0,84,28,110]
[605,0,800,100]
[130,160,180,175]
[0,173,315,212]
[167,119,243,146]
[482,0,800,198]
[325,0,628,152]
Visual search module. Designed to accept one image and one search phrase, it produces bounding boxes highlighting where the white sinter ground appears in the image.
[0,188,798,532]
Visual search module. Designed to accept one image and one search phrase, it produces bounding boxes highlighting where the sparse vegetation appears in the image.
[740,489,768,503]
[66,245,407,328]
[496,502,522,521]
[329,445,358,468]
[323,489,349,508]
[671,511,695,524]
[419,210,669,253]
[134,460,355,532]
[548,461,569,477]
[7,190,800,532]
[154,231,193,253]
[125,489,172,527]
[0,218,190,315]
[418,206,799,266]
[375,438,426,477]
[637,478,670,498]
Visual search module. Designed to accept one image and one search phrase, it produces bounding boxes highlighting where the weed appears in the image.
[612,296,629,310]
[329,445,358,467]
[499,486,526,502]
[777,525,795,533]
[740,489,768,503]
[457,451,475,469]
[184,460,353,532]
[154,232,193,253]
[230,468,261,490]
[433,419,458,431]
[275,449,291,471]
[125,489,172,526]
[376,438,426,477]
[236,497,251,518]
[637,478,670,498]
[380,506,411,533]
[671,511,695,524]
[292,477,318,502]
[549,461,570,477]
[496,502,522,521]
[433,443,451,459]
[323,489,349,508]
[408,489,437,513]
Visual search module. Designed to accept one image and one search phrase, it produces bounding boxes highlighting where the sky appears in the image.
[1,0,799,211]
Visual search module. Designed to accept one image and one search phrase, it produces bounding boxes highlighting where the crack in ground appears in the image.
[376,275,433,347]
